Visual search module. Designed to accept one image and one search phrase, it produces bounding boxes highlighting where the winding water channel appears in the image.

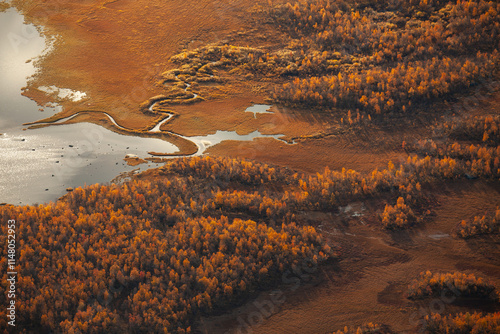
[0,7,286,205]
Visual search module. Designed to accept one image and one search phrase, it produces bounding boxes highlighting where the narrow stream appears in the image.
[0,7,288,205]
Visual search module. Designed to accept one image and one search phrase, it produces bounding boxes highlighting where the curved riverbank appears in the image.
[25,109,200,156]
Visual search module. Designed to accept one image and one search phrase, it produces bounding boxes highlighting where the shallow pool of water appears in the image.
[245,104,274,118]
[188,129,283,153]
[38,85,87,102]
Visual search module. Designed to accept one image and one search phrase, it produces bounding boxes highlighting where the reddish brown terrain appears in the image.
[198,178,500,333]
[2,0,499,333]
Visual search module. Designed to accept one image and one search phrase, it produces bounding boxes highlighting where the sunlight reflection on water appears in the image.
[0,7,288,205]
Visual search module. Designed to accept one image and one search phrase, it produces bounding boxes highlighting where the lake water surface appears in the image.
[0,7,287,205]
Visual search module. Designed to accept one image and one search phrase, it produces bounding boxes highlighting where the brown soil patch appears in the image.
[197,180,500,333]
[205,128,410,174]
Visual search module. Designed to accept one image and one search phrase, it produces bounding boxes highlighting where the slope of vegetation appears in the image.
[160,0,499,122]
[0,181,331,333]
[269,0,500,114]
[331,323,393,334]
[423,312,500,333]
[407,271,499,301]
[455,208,500,238]
[1,147,498,332]
[438,115,500,146]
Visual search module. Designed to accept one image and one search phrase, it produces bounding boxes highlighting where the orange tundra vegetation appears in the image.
[0,145,499,332]
[424,312,500,332]
[268,0,499,114]
[455,208,500,238]
[0,199,331,332]
[161,0,498,119]
[438,115,500,146]
[407,271,500,301]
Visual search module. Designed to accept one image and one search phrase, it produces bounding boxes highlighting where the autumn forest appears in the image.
[1,0,500,333]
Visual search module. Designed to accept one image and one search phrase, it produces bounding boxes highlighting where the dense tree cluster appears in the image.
[0,175,331,333]
[64,155,455,226]
[409,139,500,178]
[423,312,500,333]
[165,151,492,231]
[380,197,421,229]
[271,0,499,57]
[166,155,458,216]
[165,156,291,186]
[269,0,499,113]
[274,53,497,113]
[295,154,460,219]
[332,323,393,334]
[439,115,500,146]
[1,145,498,331]
[211,189,291,219]
[164,154,484,230]
[455,208,500,238]
[407,271,499,301]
